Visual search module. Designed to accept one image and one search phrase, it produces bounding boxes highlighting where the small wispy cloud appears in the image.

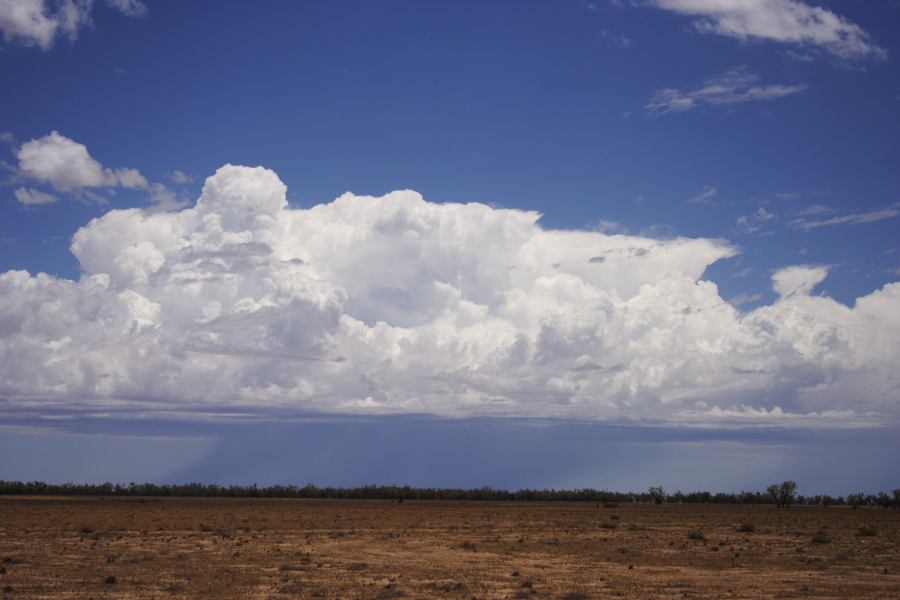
[793,204,834,217]
[728,292,762,307]
[600,29,632,48]
[646,67,807,117]
[736,207,777,234]
[689,185,717,204]
[593,219,629,235]
[648,0,887,61]
[14,187,58,206]
[168,170,193,184]
[792,203,900,230]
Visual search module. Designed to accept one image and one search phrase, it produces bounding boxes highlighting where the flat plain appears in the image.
[0,496,898,599]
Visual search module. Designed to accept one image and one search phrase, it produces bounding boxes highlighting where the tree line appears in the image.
[0,480,897,507]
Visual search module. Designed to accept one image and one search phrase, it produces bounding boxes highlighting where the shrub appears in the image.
[687,530,705,541]
[811,531,830,544]
[600,520,618,529]
[737,522,755,533]
[104,575,117,584]
[560,593,590,600]
[857,526,877,537]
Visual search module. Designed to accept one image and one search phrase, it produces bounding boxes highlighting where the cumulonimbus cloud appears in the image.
[1,165,898,427]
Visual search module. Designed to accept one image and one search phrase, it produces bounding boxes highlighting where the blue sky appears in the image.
[1,1,899,492]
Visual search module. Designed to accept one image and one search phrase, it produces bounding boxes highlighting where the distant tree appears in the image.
[780,481,797,508]
[768,481,797,508]
[848,492,866,509]
[767,484,781,507]
[648,486,666,504]
[893,489,900,509]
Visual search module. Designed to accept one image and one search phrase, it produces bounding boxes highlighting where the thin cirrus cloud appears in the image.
[791,203,900,230]
[0,0,146,51]
[648,0,887,61]
[1,164,899,430]
[645,67,807,116]
[13,131,184,209]
[689,185,717,204]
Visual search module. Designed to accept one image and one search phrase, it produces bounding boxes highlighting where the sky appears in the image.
[0,0,899,494]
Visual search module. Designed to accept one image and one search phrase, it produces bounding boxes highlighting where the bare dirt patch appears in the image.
[0,497,897,598]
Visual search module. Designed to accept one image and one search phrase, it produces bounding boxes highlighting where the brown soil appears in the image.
[0,497,898,599]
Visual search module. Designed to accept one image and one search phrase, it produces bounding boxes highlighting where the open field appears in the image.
[1,497,898,599]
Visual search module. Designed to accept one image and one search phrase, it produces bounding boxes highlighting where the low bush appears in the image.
[811,531,830,544]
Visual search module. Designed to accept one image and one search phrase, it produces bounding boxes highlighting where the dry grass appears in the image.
[0,496,898,598]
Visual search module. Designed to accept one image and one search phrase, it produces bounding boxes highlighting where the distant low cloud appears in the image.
[0,0,146,51]
[646,67,807,116]
[648,0,886,61]
[792,203,900,230]
[1,165,899,428]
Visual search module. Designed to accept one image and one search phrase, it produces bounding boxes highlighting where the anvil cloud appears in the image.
[1,165,898,426]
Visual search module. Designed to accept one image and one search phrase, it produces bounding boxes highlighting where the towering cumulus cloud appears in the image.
[1,165,898,426]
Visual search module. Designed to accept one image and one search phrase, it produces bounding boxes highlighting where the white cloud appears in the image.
[14,186,57,205]
[772,264,828,297]
[791,203,900,230]
[689,185,717,204]
[0,165,898,427]
[646,67,807,116]
[14,131,182,208]
[17,131,148,191]
[0,0,145,50]
[649,0,886,60]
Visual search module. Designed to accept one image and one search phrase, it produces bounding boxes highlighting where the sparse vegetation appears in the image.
[811,531,831,544]
[857,526,877,537]
[1,493,899,598]
[737,522,755,533]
